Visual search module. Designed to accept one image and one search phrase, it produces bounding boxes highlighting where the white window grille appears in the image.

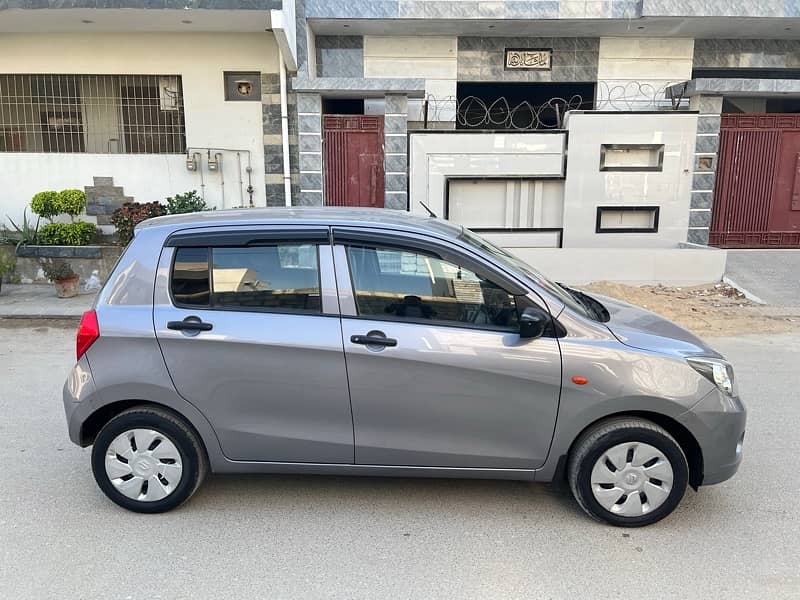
[0,74,186,154]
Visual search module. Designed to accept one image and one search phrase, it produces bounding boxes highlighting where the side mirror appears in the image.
[519,306,549,339]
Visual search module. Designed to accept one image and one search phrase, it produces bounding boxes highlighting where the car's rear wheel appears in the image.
[567,417,688,527]
[91,406,207,513]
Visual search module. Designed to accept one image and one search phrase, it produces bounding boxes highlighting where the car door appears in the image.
[153,226,355,464]
[333,228,562,470]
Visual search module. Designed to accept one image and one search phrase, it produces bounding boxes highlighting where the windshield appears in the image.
[458,228,595,320]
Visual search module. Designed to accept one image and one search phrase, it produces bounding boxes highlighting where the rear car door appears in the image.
[333,229,562,470]
[153,227,354,464]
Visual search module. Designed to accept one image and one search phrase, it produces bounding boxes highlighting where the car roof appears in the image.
[136,207,463,239]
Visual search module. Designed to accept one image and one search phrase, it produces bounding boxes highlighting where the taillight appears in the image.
[76,309,100,360]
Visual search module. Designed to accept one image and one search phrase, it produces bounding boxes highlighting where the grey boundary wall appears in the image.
[688,95,722,245]
[384,94,408,210]
[296,93,323,206]
[263,73,299,207]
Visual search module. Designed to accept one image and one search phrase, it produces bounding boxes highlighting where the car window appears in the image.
[459,228,594,319]
[346,245,520,332]
[171,244,321,313]
[172,247,211,306]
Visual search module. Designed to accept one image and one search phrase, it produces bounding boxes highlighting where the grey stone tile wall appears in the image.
[263,73,297,207]
[85,176,133,227]
[686,93,723,246]
[694,39,800,69]
[644,0,795,17]
[297,92,324,206]
[2,0,281,8]
[302,0,800,19]
[291,76,426,94]
[304,0,640,19]
[384,93,409,210]
[316,36,364,78]
[457,37,599,82]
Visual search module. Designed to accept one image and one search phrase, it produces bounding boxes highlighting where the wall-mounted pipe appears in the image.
[195,152,205,201]
[236,152,245,207]
[279,47,292,207]
[215,152,225,208]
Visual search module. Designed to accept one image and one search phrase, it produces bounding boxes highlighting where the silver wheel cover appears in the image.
[590,442,674,517]
[104,429,184,502]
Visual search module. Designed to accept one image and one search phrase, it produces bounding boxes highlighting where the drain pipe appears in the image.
[195,152,205,201]
[216,152,225,208]
[236,152,245,207]
[279,47,292,207]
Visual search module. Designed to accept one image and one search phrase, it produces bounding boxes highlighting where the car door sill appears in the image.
[215,460,537,481]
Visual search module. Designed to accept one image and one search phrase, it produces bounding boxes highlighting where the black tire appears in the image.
[91,406,208,513]
[567,417,688,527]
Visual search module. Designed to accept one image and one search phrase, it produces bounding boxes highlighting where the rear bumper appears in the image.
[679,389,747,486]
[62,357,98,447]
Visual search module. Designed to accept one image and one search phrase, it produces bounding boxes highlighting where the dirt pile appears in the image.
[582,282,798,337]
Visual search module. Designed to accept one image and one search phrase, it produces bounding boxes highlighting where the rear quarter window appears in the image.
[172,247,210,306]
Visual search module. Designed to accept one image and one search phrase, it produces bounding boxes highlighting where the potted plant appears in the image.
[40,259,79,298]
[0,248,15,295]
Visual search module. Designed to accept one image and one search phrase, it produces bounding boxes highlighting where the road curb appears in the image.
[722,276,766,305]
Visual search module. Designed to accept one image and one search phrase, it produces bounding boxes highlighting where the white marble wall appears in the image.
[596,37,694,110]
[364,36,458,124]
[408,132,566,220]
[562,111,697,248]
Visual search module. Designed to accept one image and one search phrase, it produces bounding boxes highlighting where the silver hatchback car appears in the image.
[63,208,746,526]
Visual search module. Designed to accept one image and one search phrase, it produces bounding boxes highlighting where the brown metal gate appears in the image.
[711,113,800,247]
[323,115,384,208]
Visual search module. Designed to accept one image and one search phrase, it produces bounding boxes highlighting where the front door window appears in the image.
[346,245,520,331]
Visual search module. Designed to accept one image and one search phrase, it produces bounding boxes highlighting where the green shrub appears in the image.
[0,247,15,278]
[40,258,75,282]
[6,208,40,247]
[38,221,97,246]
[31,191,60,222]
[166,190,210,215]
[57,189,87,220]
[111,201,167,245]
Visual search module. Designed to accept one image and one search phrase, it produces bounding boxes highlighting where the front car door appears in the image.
[153,226,354,464]
[333,228,562,470]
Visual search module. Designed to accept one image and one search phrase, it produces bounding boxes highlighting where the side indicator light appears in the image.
[571,376,589,385]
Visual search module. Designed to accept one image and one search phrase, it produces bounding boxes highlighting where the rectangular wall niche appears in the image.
[599,144,664,172]
[224,72,261,102]
[447,178,564,230]
[596,206,660,233]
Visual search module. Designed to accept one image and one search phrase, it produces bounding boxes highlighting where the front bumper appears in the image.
[678,388,747,486]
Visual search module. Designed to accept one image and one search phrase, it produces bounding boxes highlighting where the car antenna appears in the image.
[419,201,437,218]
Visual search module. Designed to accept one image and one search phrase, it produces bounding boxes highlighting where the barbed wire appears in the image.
[419,83,685,130]
[419,94,590,130]
[595,80,688,111]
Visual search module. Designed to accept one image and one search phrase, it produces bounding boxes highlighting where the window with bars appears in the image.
[0,74,186,154]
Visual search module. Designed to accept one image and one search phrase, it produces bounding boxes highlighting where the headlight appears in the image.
[688,357,736,397]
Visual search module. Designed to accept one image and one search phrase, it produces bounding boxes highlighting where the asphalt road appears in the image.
[1,322,798,599]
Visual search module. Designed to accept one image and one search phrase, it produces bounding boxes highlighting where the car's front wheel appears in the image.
[567,417,689,527]
[91,406,208,513]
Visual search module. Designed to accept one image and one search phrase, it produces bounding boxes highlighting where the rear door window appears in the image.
[171,243,321,313]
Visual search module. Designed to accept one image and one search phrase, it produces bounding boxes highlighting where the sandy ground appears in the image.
[583,281,800,337]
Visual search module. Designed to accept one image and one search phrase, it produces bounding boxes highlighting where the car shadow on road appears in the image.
[175,472,737,531]
[191,473,583,517]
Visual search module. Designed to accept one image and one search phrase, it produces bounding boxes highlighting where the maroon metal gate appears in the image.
[323,115,384,208]
[711,113,800,247]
